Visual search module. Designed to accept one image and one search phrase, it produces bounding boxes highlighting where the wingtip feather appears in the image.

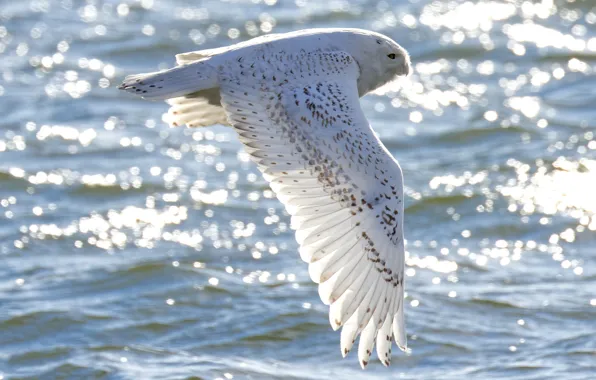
[393,302,407,351]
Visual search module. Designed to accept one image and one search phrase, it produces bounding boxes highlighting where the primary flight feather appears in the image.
[119,28,411,369]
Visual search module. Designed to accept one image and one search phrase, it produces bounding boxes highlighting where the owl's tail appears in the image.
[118,61,218,101]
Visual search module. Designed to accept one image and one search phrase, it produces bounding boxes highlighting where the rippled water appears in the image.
[1,0,596,379]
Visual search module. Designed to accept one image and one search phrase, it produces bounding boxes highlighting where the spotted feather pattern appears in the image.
[217,48,406,368]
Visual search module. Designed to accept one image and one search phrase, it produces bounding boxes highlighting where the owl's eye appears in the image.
[387,53,396,59]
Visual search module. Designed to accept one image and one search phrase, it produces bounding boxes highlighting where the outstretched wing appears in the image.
[218,48,406,368]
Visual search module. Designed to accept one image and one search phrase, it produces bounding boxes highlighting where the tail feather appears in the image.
[163,88,229,128]
[118,61,218,101]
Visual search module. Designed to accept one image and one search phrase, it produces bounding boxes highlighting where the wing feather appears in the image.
[298,227,356,263]
[295,211,353,245]
[319,254,372,307]
[291,208,351,233]
[308,236,362,283]
[216,48,407,366]
[376,294,396,366]
[358,282,391,368]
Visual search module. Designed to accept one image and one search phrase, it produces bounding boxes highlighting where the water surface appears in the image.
[1,0,595,379]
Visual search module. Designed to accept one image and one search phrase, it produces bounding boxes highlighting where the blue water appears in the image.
[1,0,595,379]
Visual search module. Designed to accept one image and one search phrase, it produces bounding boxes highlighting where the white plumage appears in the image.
[119,28,411,369]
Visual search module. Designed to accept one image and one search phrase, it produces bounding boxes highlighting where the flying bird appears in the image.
[119,28,411,368]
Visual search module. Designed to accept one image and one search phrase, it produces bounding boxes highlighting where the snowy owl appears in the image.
[119,28,411,368]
